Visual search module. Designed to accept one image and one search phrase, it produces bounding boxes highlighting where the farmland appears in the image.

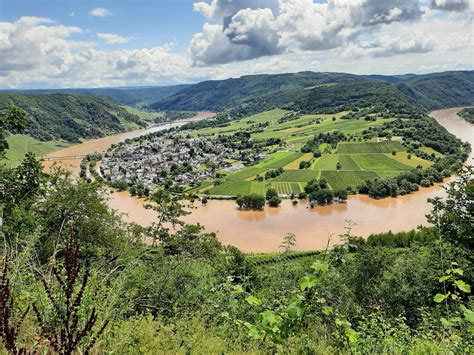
[3,134,70,167]
[186,108,438,197]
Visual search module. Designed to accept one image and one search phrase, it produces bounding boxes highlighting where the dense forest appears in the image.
[4,84,191,107]
[458,107,474,123]
[0,93,146,142]
[0,106,473,353]
[151,71,474,114]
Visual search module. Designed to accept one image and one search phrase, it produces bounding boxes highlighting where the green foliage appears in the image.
[458,107,474,123]
[236,193,265,210]
[0,106,27,158]
[0,93,146,142]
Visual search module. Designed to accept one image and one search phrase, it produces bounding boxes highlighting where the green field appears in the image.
[185,109,435,197]
[337,141,405,154]
[311,155,339,170]
[207,181,252,196]
[337,155,361,170]
[225,167,269,181]
[388,152,434,169]
[254,152,304,169]
[272,170,320,182]
[270,182,303,194]
[321,171,379,190]
[2,134,70,167]
[352,154,411,171]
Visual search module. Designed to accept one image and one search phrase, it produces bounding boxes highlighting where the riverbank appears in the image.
[40,107,472,252]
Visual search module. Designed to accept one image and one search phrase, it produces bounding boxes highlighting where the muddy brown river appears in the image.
[45,108,473,252]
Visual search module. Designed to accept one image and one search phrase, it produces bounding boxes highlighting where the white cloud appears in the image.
[190,0,428,65]
[97,33,133,45]
[89,8,111,17]
[0,3,472,89]
[69,12,75,17]
[0,17,204,88]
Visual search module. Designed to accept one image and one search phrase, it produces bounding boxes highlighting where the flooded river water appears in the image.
[45,108,473,252]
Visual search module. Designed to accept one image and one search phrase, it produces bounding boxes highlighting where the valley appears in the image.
[33,106,472,252]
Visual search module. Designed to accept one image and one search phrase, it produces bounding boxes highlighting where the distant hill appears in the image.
[149,72,376,112]
[0,93,147,142]
[150,71,474,113]
[3,84,191,107]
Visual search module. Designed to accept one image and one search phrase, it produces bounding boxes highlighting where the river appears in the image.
[45,108,473,252]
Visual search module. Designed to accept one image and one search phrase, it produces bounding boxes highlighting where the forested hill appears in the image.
[0,93,146,142]
[149,72,375,112]
[150,71,474,113]
[4,84,191,107]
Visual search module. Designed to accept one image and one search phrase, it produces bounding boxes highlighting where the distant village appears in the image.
[100,135,254,190]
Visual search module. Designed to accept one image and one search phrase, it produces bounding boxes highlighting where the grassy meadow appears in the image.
[2,134,70,167]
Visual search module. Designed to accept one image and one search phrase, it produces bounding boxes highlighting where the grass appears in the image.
[123,106,163,123]
[2,134,70,167]
[337,155,361,170]
[270,182,303,194]
[337,141,405,154]
[254,152,304,169]
[283,153,313,169]
[419,146,443,158]
[388,152,433,169]
[207,181,252,196]
[226,167,269,181]
[311,155,339,170]
[352,154,411,171]
[321,171,379,190]
[272,170,320,182]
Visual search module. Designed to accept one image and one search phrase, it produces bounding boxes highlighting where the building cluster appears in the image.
[100,136,233,189]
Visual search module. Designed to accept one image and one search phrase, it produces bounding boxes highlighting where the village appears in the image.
[100,135,242,190]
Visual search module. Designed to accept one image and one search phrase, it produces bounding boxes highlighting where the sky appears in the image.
[0,0,472,89]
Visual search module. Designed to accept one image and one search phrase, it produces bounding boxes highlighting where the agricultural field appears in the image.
[337,141,405,154]
[388,152,434,169]
[352,154,411,171]
[225,167,269,181]
[272,170,321,182]
[283,153,313,169]
[337,155,361,170]
[253,151,304,169]
[311,155,339,170]
[270,182,303,195]
[186,111,435,197]
[2,134,70,167]
[321,171,379,191]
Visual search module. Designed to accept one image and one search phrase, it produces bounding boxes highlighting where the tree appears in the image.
[0,106,27,158]
[268,195,282,207]
[427,167,473,251]
[279,233,297,253]
[236,194,265,210]
[145,189,189,246]
[265,188,278,201]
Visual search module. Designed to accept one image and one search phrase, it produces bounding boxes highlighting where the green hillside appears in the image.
[6,84,191,107]
[0,93,147,143]
[150,71,474,113]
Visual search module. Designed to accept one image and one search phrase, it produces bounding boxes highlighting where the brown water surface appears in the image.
[43,108,473,252]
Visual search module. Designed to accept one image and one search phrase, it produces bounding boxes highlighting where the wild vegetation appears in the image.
[1,108,473,352]
[0,93,147,142]
[458,107,474,123]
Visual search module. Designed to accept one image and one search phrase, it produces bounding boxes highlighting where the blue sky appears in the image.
[0,1,472,88]
[0,0,205,51]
